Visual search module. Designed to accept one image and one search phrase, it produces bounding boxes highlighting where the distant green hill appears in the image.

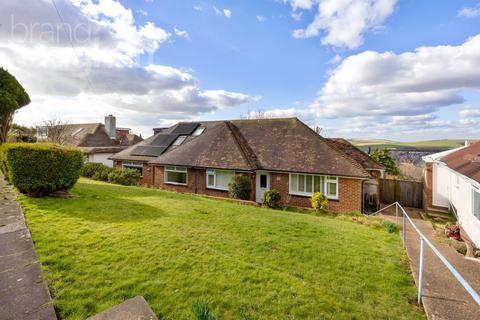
[350,139,471,152]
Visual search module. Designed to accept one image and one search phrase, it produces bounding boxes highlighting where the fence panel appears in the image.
[380,178,423,208]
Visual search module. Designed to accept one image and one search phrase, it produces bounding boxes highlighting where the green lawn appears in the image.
[350,139,470,151]
[20,179,424,320]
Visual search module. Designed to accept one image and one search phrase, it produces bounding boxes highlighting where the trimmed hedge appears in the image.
[80,162,140,186]
[107,168,140,186]
[0,143,83,197]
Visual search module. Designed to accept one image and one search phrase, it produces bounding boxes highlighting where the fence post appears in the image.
[395,203,398,225]
[418,238,425,304]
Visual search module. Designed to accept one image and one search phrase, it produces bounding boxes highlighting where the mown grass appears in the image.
[20,179,425,320]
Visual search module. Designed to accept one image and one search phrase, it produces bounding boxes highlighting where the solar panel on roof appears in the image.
[171,123,199,135]
[151,134,178,147]
[131,145,167,157]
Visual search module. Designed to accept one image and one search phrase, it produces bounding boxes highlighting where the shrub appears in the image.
[382,220,399,233]
[229,174,252,200]
[192,300,218,320]
[262,189,282,209]
[91,165,113,182]
[107,168,140,186]
[310,192,329,212]
[0,143,83,197]
[80,162,108,178]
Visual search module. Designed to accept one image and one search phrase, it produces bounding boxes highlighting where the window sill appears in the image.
[289,192,338,201]
[206,186,229,192]
[165,181,188,186]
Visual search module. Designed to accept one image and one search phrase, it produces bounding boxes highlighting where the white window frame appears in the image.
[193,127,205,136]
[172,135,187,146]
[289,173,339,200]
[472,189,480,221]
[122,161,144,177]
[206,169,235,191]
[164,166,188,185]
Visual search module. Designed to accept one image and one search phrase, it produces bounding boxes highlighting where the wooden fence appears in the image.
[380,178,423,208]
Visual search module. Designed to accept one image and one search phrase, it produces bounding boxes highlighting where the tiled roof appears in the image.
[142,118,370,178]
[441,141,480,183]
[60,123,142,150]
[325,138,384,171]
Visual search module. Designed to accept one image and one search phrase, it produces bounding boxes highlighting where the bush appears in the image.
[310,192,329,212]
[80,162,108,178]
[91,165,113,182]
[192,300,218,320]
[0,143,83,197]
[382,220,399,233]
[228,174,252,200]
[262,189,282,209]
[107,168,140,186]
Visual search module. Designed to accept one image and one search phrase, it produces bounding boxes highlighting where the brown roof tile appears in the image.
[325,138,384,171]
[441,141,480,183]
[145,118,370,178]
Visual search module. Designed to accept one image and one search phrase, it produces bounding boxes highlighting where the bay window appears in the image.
[206,169,235,190]
[289,173,338,199]
[165,166,187,185]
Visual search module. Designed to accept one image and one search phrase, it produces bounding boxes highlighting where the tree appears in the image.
[0,68,30,144]
[38,118,70,145]
[371,149,399,175]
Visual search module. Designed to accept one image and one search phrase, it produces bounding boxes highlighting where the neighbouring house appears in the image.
[423,141,480,247]
[36,115,142,167]
[111,118,384,213]
[325,138,385,211]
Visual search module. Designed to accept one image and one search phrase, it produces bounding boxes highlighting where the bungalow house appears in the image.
[111,118,383,213]
[423,141,480,247]
[37,115,142,167]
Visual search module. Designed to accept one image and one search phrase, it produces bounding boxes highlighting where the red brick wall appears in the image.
[152,166,256,201]
[269,172,362,213]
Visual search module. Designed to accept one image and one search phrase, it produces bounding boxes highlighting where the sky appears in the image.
[1,0,480,140]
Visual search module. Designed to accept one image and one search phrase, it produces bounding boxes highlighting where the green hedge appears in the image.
[80,162,140,186]
[0,143,83,197]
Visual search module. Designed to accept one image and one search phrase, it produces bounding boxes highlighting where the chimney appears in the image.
[105,115,116,139]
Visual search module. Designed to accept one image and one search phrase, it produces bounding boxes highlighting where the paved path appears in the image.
[0,173,56,320]
[381,206,480,320]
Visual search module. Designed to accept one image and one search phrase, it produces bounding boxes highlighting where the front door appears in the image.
[256,172,270,203]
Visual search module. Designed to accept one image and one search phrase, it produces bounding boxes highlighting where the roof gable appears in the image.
[441,141,480,183]
[325,138,384,171]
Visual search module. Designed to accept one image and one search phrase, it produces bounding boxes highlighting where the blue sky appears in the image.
[2,0,480,140]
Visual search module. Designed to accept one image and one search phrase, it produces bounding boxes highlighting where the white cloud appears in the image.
[328,54,342,64]
[136,9,148,17]
[256,15,266,22]
[193,5,202,11]
[2,0,255,136]
[291,11,303,21]
[213,6,231,18]
[285,0,397,49]
[459,108,480,118]
[311,34,480,118]
[174,27,190,40]
[223,9,232,18]
[458,6,480,18]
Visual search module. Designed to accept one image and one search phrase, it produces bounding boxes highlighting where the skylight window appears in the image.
[193,127,205,136]
[173,135,187,146]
